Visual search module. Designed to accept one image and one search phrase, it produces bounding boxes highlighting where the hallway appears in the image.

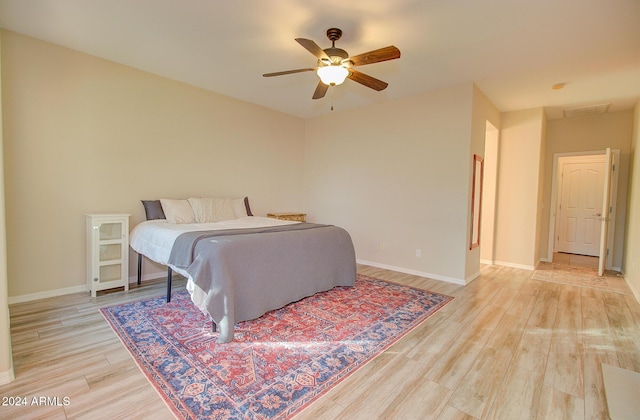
[533,252,631,295]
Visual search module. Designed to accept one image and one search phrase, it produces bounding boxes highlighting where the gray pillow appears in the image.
[244,197,253,216]
[141,200,166,220]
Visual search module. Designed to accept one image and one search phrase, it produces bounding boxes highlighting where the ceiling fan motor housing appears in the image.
[322,47,349,65]
[321,28,349,65]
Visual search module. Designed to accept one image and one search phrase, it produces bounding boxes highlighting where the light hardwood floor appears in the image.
[1,263,638,419]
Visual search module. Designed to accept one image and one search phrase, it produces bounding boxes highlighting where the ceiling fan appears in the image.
[263,28,401,100]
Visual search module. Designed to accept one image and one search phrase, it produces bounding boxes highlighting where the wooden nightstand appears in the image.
[267,212,306,222]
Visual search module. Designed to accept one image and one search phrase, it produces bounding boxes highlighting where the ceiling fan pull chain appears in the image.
[330,85,334,111]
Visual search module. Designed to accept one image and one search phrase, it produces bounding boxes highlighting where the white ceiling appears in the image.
[0,0,638,119]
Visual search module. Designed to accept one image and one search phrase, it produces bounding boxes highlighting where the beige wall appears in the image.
[623,102,640,299]
[535,116,548,265]
[0,31,15,385]
[494,108,546,269]
[2,29,639,386]
[466,85,501,280]
[542,111,634,269]
[3,30,637,304]
[480,123,499,264]
[1,31,306,299]
[305,83,480,284]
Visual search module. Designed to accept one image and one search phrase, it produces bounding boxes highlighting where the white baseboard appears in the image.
[357,259,467,285]
[8,285,87,305]
[466,270,481,284]
[6,271,183,305]
[493,260,536,271]
[6,259,542,305]
[8,272,172,305]
[481,259,539,270]
[128,272,167,283]
[0,368,14,385]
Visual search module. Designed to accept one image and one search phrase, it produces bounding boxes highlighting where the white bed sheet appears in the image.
[130,216,300,268]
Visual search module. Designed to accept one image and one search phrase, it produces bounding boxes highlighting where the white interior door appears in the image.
[598,148,613,276]
[556,156,606,256]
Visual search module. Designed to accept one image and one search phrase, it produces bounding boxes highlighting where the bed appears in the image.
[130,198,357,343]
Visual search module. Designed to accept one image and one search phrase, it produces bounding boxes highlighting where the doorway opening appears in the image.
[547,149,619,274]
[553,252,598,270]
[555,154,606,257]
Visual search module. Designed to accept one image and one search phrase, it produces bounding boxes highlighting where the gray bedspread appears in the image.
[168,223,357,343]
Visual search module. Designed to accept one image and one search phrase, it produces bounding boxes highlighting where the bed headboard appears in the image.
[141,197,253,221]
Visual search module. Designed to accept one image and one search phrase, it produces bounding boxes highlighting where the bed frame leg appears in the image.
[137,253,142,285]
[166,268,172,303]
[211,321,217,332]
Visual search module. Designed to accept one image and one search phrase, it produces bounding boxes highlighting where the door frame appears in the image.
[547,149,620,269]
[599,148,614,276]
[555,154,606,256]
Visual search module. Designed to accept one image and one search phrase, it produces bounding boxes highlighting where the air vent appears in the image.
[563,103,611,118]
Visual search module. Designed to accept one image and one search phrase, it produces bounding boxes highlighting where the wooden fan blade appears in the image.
[295,38,330,61]
[347,46,400,66]
[263,68,316,77]
[347,69,388,91]
[312,81,329,99]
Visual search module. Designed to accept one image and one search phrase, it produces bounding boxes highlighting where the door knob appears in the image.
[594,212,602,216]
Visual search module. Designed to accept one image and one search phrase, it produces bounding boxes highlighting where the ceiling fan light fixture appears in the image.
[263,28,401,100]
[317,65,349,86]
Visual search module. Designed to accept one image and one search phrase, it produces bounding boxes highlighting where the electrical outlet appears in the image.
[415,249,421,258]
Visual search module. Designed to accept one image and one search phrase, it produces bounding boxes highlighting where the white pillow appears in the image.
[188,197,237,223]
[232,197,248,218]
[160,199,195,224]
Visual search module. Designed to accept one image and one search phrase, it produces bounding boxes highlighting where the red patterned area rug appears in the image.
[101,274,453,419]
